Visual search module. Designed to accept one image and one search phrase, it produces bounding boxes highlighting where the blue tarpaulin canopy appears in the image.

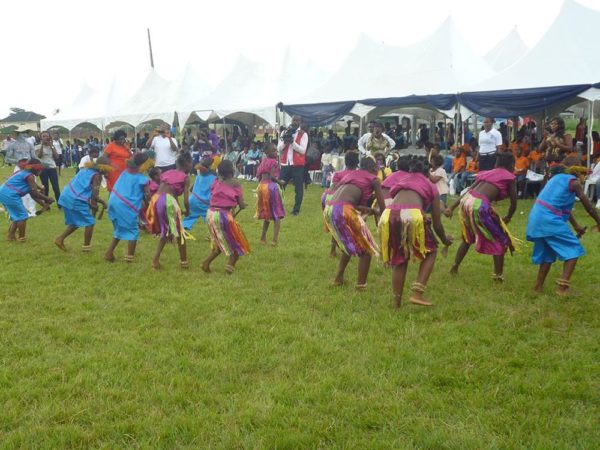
[359,94,457,112]
[278,101,356,126]
[457,84,592,117]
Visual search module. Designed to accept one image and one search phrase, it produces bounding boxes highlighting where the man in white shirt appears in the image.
[478,117,503,171]
[277,115,309,215]
[148,125,179,171]
[52,131,64,175]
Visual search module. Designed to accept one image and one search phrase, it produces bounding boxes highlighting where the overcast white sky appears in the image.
[1,0,599,118]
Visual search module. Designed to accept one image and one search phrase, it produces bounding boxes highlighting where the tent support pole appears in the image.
[223,118,228,152]
[587,100,594,168]
[454,102,459,148]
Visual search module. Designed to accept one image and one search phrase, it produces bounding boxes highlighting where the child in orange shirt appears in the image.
[451,148,467,193]
[514,148,529,197]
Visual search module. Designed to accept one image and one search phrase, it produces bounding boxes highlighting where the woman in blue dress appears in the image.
[183,155,218,231]
[54,156,112,252]
[0,159,54,242]
[105,152,153,263]
[526,156,600,296]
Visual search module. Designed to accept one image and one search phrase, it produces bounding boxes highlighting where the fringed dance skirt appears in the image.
[379,204,438,266]
[459,191,518,256]
[146,193,189,243]
[206,207,251,256]
[323,201,379,257]
[255,181,285,221]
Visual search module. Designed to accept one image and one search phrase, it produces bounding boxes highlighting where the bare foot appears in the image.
[104,253,116,262]
[332,278,344,287]
[556,286,570,297]
[409,295,434,307]
[151,258,161,270]
[201,262,211,273]
[54,239,67,251]
[329,251,337,258]
[6,235,16,242]
[533,286,544,294]
[271,241,278,247]
[260,239,267,245]
[394,295,402,309]
[449,266,458,275]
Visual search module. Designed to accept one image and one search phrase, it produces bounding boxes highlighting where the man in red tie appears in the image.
[278,115,309,215]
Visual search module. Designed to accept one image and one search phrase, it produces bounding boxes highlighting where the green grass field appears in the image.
[0,165,598,449]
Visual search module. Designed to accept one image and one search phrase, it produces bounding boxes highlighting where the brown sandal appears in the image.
[355,283,368,292]
[81,245,92,253]
[124,255,134,263]
[180,260,189,269]
[225,264,235,275]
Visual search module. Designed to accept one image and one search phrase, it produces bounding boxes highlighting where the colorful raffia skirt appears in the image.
[321,190,334,232]
[379,204,438,266]
[459,191,518,256]
[255,181,285,221]
[146,193,188,243]
[206,207,251,256]
[323,201,379,257]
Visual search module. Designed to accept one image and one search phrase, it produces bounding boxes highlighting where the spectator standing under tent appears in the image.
[357,122,395,157]
[148,125,179,172]
[478,117,503,171]
[104,129,132,192]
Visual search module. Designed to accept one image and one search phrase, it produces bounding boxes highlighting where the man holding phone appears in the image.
[148,125,179,171]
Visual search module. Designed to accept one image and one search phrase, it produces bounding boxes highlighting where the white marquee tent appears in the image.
[484,27,529,73]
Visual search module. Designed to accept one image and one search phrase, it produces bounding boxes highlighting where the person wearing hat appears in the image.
[0,159,54,242]
[357,122,395,158]
[5,125,38,217]
[147,125,179,171]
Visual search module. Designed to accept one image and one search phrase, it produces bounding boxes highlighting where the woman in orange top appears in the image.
[104,129,132,192]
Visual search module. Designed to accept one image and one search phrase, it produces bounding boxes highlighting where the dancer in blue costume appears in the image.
[105,152,154,263]
[183,155,219,231]
[54,156,112,252]
[526,157,600,296]
[0,159,54,242]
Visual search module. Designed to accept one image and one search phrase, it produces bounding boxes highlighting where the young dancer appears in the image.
[105,152,154,263]
[54,156,112,252]
[321,151,359,257]
[147,152,193,269]
[202,160,251,274]
[379,158,452,308]
[0,159,53,242]
[324,156,386,290]
[183,155,218,231]
[526,157,600,295]
[147,167,161,196]
[447,152,519,282]
[255,144,285,246]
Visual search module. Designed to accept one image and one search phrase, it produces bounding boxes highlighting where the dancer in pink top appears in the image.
[446,152,519,282]
[202,160,250,275]
[255,144,285,246]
